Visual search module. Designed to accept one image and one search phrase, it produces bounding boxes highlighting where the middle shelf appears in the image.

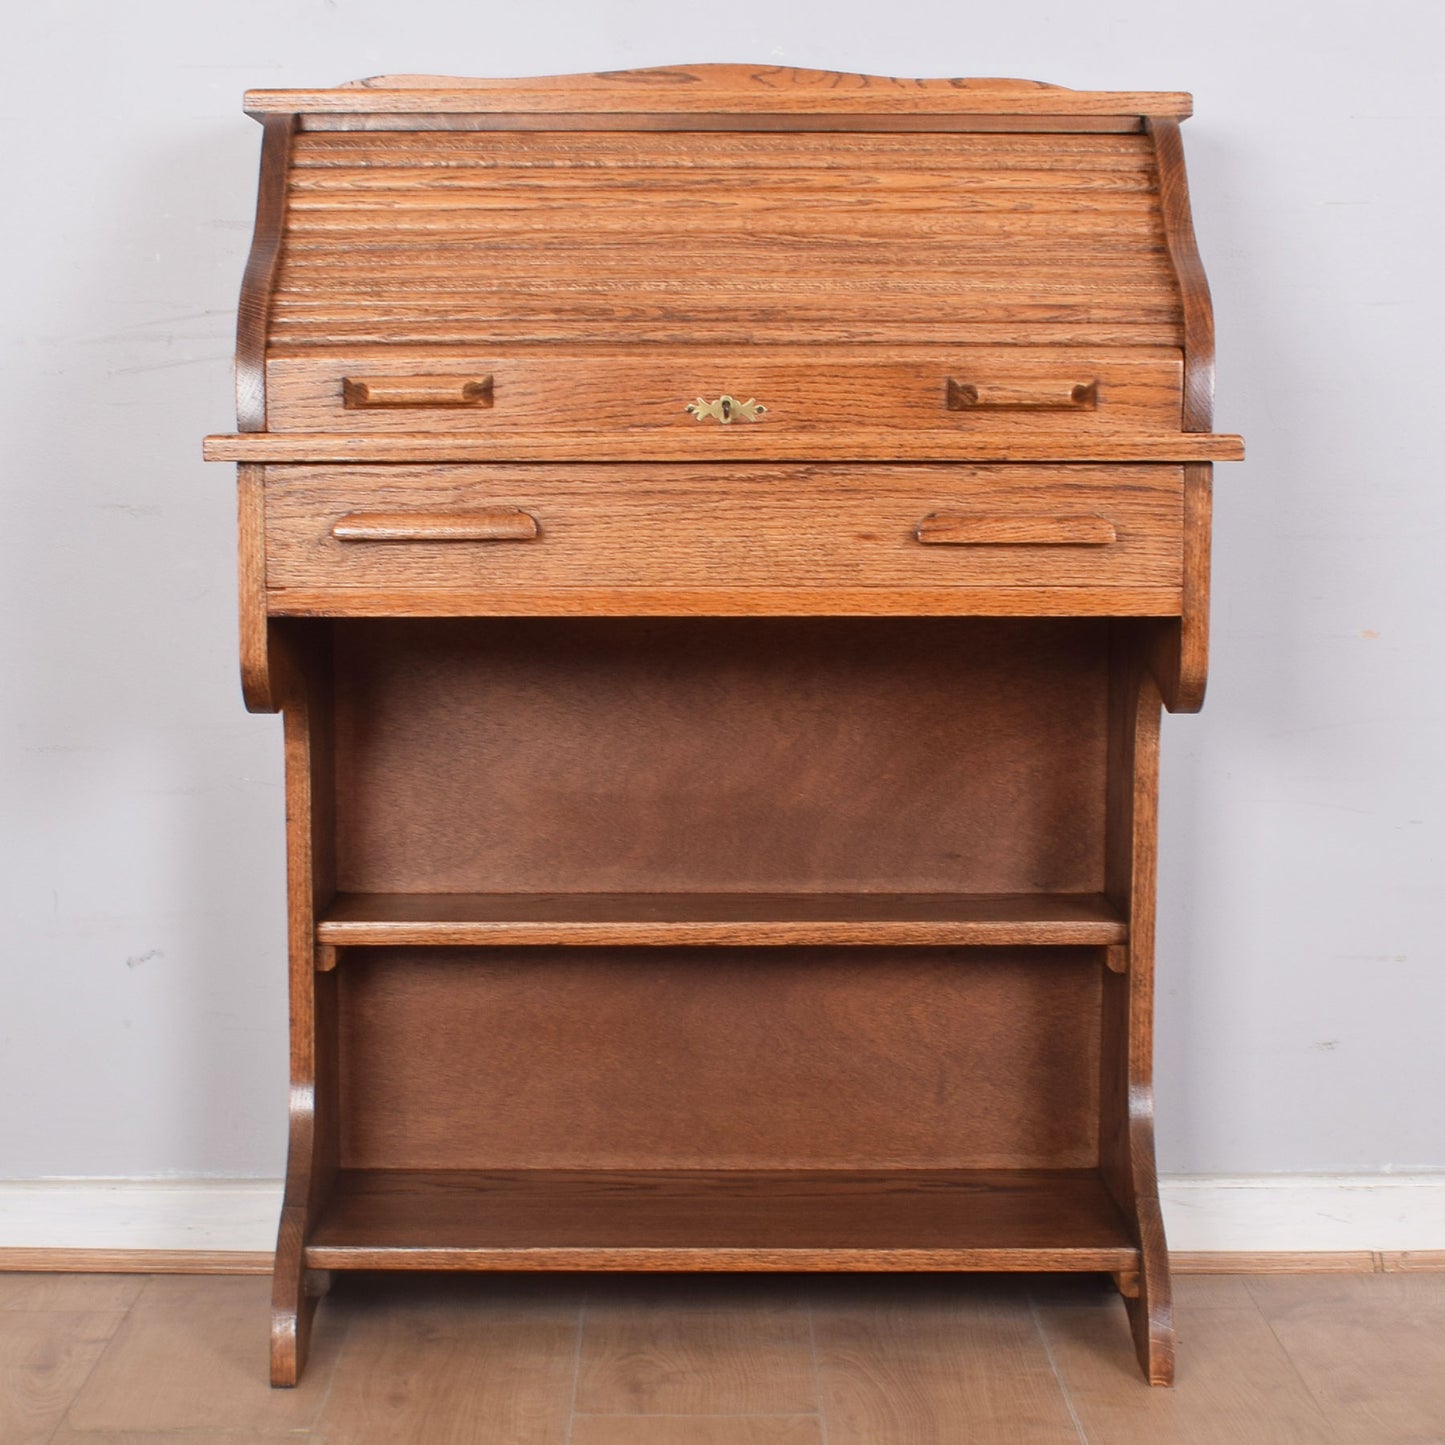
[315,890,1127,949]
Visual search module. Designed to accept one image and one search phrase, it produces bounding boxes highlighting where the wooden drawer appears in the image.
[263,464,1184,617]
[264,347,1184,458]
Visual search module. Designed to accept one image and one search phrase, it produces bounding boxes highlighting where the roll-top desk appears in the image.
[204,66,1242,1387]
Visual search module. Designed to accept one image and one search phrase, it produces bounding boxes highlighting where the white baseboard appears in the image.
[0,1180,280,1253]
[0,1175,1441,1256]
[1161,1174,1445,1253]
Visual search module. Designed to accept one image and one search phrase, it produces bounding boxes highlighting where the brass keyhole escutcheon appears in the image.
[686,394,767,424]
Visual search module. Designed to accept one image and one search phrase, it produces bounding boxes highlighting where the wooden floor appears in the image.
[3,1270,1443,1443]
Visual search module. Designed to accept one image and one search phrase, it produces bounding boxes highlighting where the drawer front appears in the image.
[264,347,1183,456]
[264,464,1184,616]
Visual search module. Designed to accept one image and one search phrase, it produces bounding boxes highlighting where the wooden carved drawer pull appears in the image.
[686,394,767,424]
[332,509,538,543]
[947,378,1098,411]
[915,514,1117,546]
[343,375,494,409]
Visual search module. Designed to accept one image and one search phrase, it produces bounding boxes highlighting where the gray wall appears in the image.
[3,0,1440,1179]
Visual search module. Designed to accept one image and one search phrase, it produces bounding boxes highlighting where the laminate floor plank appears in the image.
[50,1432,314,1443]
[311,1273,581,1445]
[811,1275,1081,1444]
[0,1310,128,1445]
[11,1270,1445,1441]
[0,1273,145,1312]
[570,1417,825,1445]
[575,1276,819,1417]
[1246,1274,1445,1444]
[1028,1271,1258,1310]
[1246,1271,1445,1310]
[62,1276,343,1434]
[1165,1274,1263,1310]
[1038,1303,1340,1443]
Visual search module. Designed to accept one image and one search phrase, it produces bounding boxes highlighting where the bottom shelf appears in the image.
[305,1169,1138,1272]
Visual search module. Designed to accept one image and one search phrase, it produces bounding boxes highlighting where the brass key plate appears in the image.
[686,395,767,424]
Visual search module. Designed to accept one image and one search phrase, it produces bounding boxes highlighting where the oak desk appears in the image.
[205,65,1241,1386]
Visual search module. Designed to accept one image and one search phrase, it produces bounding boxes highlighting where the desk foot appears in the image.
[270,1208,318,1387]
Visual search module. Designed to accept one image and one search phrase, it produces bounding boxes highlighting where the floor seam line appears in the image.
[562,1294,586,1445]
[806,1298,831,1445]
[572,1411,830,1420]
[1247,1285,1351,1445]
[1029,1293,1089,1444]
[308,1270,353,1435]
[44,1272,155,1440]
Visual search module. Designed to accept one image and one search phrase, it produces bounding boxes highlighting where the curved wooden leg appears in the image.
[271,644,339,1388]
[1101,1026,1176,1386]
[1102,642,1175,1385]
[271,1206,334,1385]
[271,1200,316,1387]
[271,1073,334,1387]
[1125,1181,1174,1386]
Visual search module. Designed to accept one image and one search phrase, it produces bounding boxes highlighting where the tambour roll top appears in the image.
[272,128,1181,349]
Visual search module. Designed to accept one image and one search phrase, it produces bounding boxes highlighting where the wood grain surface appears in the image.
[5,1249,1423,1276]
[267,346,1184,442]
[207,429,1243,463]
[299,113,1156,137]
[270,633,338,1387]
[316,890,1127,948]
[261,464,1185,607]
[261,125,1184,353]
[813,1280,1085,1444]
[1148,461,1213,712]
[915,512,1117,545]
[64,1276,341,1433]
[24,1271,1445,1439]
[1038,1300,1339,1442]
[310,1275,579,1442]
[304,1169,1137,1270]
[214,66,1234,1387]
[1245,1273,1445,1442]
[1100,648,1174,1384]
[244,66,1193,118]
[331,507,538,542]
[0,1308,128,1444]
[267,583,1186,618]
[235,116,295,432]
[1148,117,1216,432]
[334,947,1104,1172]
[343,373,493,408]
[327,617,1110,895]
[235,462,274,711]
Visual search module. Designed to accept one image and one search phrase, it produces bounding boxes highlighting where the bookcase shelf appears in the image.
[305,1167,1139,1273]
[316,891,1128,950]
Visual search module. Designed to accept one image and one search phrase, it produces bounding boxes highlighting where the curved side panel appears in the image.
[237,463,279,713]
[269,636,338,1387]
[270,1083,320,1387]
[237,115,295,432]
[1147,117,1215,433]
[1122,1082,1174,1385]
[1149,464,1212,713]
[1102,646,1174,1385]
